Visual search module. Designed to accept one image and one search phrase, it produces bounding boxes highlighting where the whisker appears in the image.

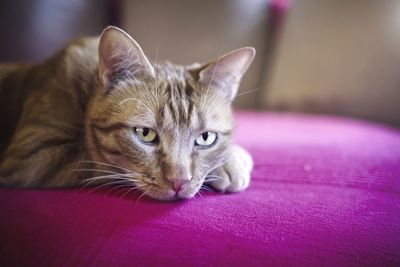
[88,178,129,190]
[82,179,133,197]
[120,77,155,111]
[235,88,259,98]
[196,190,203,199]
[79,174,126,187]
[205,175,224,181]
[204,157,230,179]
[135,190,148,204]
[105,183,137,197]
[79,175,124,188]
[71,168,122,176]
[76,160,141,175]
[204,178,219,183]
[201,184,215,192]
[120,97,139,105]
[82,175,136,183]
[130,76,160,112]
[119,184,146,200]
[78,173,138,190]
[109,182,140,193]
[77,178,129,198]
[201,53,221,110]
[155,46,160,66]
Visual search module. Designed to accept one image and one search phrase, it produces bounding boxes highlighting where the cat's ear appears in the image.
[192,47,255,101]
[98,26,155,92]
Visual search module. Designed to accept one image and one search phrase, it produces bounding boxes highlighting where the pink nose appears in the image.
[168,178,191,193]
[172,182,184,193]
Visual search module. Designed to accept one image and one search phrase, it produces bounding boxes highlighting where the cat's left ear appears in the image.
[192,47,255,101]
[98,26,155,92]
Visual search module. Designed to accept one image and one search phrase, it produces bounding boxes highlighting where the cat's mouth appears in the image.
[141,181,201,201]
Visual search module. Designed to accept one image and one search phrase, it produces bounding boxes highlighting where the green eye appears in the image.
[195,131,217,148]
[134,127,158,144]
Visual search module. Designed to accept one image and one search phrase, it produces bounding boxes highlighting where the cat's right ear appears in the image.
[98,26,155,92]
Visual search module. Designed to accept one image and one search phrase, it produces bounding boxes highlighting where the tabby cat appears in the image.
[0,26,254,201]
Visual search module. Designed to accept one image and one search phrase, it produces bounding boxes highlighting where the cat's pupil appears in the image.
[202,132,209,141]
[143,128,149,136]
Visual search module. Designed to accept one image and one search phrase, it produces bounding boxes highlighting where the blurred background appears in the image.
[0,0,399,126]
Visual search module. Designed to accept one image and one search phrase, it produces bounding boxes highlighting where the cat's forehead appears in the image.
[153,62,187,80]
[114,76,232,133]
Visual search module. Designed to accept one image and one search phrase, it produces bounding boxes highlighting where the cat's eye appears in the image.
[195,131,218,148]
[134,127,158,144]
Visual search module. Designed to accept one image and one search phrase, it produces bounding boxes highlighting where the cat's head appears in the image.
[85,26,255,200]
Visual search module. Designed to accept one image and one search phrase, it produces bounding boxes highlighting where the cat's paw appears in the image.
[208,145,253,193]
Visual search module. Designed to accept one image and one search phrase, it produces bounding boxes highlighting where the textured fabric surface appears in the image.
[1,112,399,267]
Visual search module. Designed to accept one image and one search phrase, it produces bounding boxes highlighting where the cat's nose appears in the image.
[168,177,191,193]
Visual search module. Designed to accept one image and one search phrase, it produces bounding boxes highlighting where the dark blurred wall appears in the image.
[0,0,109,62]
[0,0,270,109]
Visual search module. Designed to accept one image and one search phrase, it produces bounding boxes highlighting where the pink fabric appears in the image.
[1,112,399,267]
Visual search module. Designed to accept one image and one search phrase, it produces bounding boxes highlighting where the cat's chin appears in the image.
[145,189,197,202]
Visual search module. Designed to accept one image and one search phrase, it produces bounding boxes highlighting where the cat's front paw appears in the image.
[208,145,253,193]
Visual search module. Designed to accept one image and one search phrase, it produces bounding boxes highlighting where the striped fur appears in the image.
[0,26,254,200]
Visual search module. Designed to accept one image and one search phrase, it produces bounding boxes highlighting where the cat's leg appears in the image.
[0,122,85,188]
[208,145,253,192]
[0,144,81,188]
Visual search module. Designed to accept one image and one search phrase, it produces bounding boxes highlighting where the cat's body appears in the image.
[0,27,254,200]
[0,38,98,187]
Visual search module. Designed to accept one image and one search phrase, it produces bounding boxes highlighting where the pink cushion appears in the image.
[1,112,399,266]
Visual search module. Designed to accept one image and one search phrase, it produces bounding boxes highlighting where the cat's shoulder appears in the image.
[51,36,100,79]
[61,37,99,69]
[63,37,99,60]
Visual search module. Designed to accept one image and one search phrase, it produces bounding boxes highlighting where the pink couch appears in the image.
[1,111,399,266]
